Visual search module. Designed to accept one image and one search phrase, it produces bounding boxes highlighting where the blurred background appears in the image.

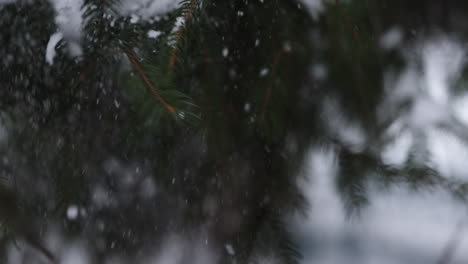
[2,0,468,263]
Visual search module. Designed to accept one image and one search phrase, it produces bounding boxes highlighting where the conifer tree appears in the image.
[2,0,468,263]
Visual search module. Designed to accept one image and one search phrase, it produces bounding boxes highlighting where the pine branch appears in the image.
[124,48,176,115]
[80,0,121,81]
[330,136,468,215]
[167,0,197,75]
[261,48,286,120]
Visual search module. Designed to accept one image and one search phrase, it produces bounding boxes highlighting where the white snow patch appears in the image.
[378,36,468,175]
[130,14,140,24]
[453,93,468,126]
[381,127,413,167]
[48,0,178,56]
[144,233,218,264]
[259,68,269,77]
[292,147,468,264]
[60,243,90,264]
[300,147,343,229]
[172,17,185,32]
[422,38,465,105]
[409,97,449,130]
[222,48,229,58]
[255,39,260,47]
[147,30,162,39]
[119,0,178,19]
[312,63,327,80]
[361,187,468,262]
[45,32,63,65]
[427,128,468,179]
[380,27,403,50]
[49,0,83,39]
[225,244,235,255]
[322,99,367,152]
[244,103,251,112]
[67,205,79,220]
[300,0,325,19]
